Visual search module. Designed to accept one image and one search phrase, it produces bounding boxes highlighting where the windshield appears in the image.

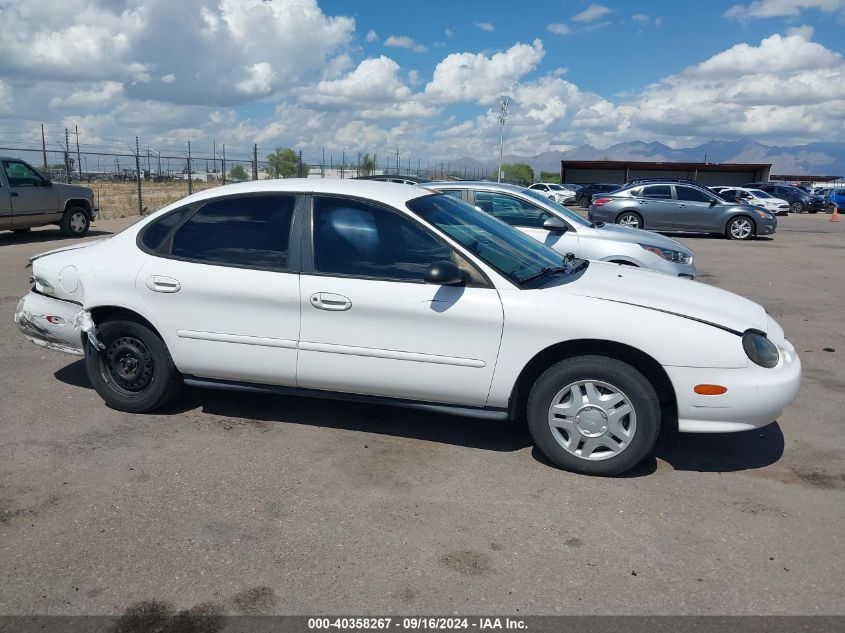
[520,188,591,226]
[408,194,570,285]
[749,189,772,199]
[547,184,565,190]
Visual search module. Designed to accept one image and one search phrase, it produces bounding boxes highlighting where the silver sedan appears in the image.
[426,181,696,278]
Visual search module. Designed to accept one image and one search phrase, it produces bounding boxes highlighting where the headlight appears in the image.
[639,244,692,264]
[742,330,779,368]
[753,209,771,219]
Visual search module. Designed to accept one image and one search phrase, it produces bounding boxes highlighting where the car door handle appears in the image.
[145,275,181,293]
[678,204,687,208]
[310,292,351,311]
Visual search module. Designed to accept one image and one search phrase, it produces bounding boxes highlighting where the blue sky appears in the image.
[0,0,844,160]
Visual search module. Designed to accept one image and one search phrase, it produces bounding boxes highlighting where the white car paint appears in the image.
[15,179,800,471]
[716,187,790,214]
[528,183,577,203]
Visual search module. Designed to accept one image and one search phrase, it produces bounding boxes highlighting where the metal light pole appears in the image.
[496,95,510,183]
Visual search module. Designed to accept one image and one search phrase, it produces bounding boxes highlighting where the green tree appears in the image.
[360,153,375,176]
[539,171,560,183]
[493,163,534,185]
[265,148,299,178]
[229,164,247,181]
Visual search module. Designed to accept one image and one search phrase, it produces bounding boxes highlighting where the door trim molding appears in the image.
[177,329,298,349]
[298,340,486,368]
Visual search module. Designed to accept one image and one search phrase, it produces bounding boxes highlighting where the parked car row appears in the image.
[711,187,790,215]
[15,179,801,477]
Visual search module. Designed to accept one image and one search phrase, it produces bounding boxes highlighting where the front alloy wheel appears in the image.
[727,216,754,240]
[789,201,804,214]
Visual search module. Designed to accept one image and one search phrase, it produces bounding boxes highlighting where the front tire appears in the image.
[84,317,182,413]
[616,211,643,229]
[789,201,804,214]
[726,215,754,240]
[60,206,90,237]
[526,356,661,476]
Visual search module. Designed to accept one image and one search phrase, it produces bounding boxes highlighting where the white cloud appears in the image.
[384,35,427,52]
[236,63,276,96]
[445,27,454,37]
[365,29,378,42]
[632,14,650,22]
[724,0,845,20]
[572,4,612,22]
[49,81,124,108]
[547,23,572,34]
[161,74,176,84]
[301,56,412,106]
[475,22,495,31]
[425,39,545,104]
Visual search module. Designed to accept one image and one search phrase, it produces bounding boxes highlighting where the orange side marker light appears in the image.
[694,384,728,395]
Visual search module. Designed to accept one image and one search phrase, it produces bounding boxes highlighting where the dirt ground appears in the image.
[0,213,843,616]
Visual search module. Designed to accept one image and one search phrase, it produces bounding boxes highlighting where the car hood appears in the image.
[566,261,767,334]
[590,223,692,254]
[51,182,94,198]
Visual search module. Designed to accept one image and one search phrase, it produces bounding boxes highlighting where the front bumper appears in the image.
[14,291,89,355]
[667,337,801,433]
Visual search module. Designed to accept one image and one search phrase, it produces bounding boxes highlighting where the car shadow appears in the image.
[0,228,113,246]
[54,359,785,474]
[658,231,774,242]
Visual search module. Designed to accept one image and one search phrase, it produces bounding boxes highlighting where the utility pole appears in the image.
[146,147,151,180]
[40,124,47,174]
[253,143,258,180]
[341,151,345,178]
[396,148,400,175]
[322,147,325,178]
[64,128,71,182]
[297,149,303,178]
[222,144,226,185]
[135,136,143,215]
[187,141,193,195]
[497,95,510,183]
[74,125,82,180]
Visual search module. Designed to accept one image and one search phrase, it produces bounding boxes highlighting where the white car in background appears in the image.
[528,183,578,204]
[15,179,801,476]
[715,187,790,216]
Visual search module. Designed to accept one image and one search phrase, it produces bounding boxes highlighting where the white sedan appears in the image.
[528,182,578,204]
[15,179,801,476]
[716,187,790,215]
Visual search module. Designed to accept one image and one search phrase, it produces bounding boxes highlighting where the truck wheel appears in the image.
[60,207,90,237]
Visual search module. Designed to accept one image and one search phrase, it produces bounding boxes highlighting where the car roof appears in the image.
[426,180,529,193]
[157,178,435,212]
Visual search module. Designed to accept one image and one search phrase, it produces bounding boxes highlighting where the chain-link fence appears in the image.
[0,136,508,219]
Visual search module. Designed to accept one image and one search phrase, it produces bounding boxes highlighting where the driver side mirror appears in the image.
[424,261,465,286]
[709,199,718,207]
[543,217,568,232]
[40,179,52,187]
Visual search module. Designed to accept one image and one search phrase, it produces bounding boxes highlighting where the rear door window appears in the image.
[169,194,295,271]
[675,186,713,203]
[640,185,672,199]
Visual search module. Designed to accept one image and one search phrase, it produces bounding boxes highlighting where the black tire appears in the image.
[615,211,643,229]
[526,355,661,476]
[726,215,755,240]
[12,228,31,234]
[84,317,182,413]
[808,209,818,214]
[789,201,804,214]
[60,206,90,237]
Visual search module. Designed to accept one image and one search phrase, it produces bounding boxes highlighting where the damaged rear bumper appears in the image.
[14,291,101,356]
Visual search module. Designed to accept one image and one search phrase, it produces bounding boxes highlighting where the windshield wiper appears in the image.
[518,266,571,284]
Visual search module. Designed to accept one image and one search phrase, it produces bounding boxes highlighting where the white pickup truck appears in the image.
[0,156,97,236]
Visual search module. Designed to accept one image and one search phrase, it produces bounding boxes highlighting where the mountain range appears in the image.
[444,140,845,179]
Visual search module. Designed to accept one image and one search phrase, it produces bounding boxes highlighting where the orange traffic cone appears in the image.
[832,205,840,222]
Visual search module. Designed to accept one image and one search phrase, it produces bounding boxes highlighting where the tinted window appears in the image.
[313,196,453,282]
[439,190,463,199]
[641,185,672,199]
[473,192,551,228]
[675,186,713,203]
[3,161,43,187]
[170,195,294,270]
[141,206,192,252]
